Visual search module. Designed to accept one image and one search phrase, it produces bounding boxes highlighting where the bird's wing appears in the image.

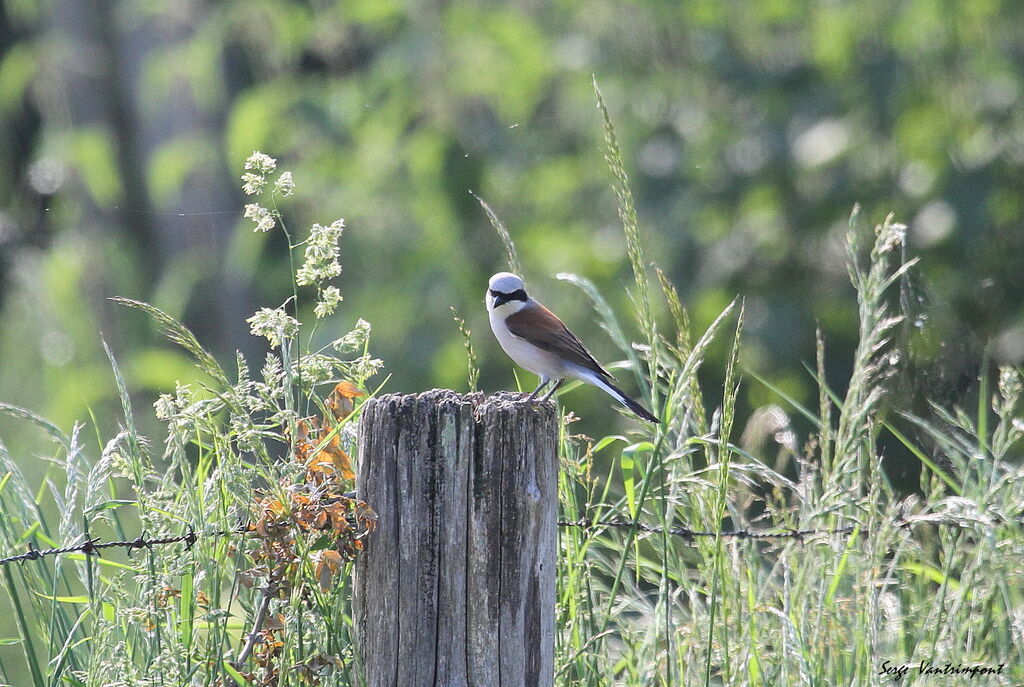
[505,303,615,380]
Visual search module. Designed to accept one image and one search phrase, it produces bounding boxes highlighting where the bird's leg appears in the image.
[524,379,549,403]
[537,378,564,404]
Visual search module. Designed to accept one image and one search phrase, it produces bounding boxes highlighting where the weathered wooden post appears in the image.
[353,389,558,687]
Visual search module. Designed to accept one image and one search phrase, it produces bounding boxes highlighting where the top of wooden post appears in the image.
[359,388,558,424]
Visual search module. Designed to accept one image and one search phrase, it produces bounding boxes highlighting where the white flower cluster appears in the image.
[296,220,345,287]
[234,151,380,394]
[296,354,337,386]
[241,174,264,195]
[332,318,371,352]
[153,382,222,437]
[244,203,275,232]
[247,307,300,348]
[241,151,277,195]
[314,285,343,318]
[245,151,277,174]
[240,151,294,232]
[274,171,295,197]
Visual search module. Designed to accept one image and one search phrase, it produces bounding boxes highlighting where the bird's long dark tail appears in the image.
[587,374,660,424]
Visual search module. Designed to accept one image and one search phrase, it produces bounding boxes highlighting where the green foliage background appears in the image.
[0,1,1021,483]
[3,0,1024,441]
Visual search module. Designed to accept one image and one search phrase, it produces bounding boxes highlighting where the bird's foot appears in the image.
[536,379,564,404]
[523,381,548,404]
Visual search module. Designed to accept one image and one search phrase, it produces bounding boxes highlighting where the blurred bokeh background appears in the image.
[2,0,1023,459]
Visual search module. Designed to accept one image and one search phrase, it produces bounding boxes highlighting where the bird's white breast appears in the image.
[488,301,569,380]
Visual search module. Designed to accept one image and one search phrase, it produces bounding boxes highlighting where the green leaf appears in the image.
[825,524,859,604]
[902,561,961,591]
[620,442,654,520]
[309,534,334,552]
[180,568,195,650]
[620,449,636,520]
[748,370,821,429]
[223,660,251,684]
[32,592,90,604]
[17,522,43,544]
[84,499,137,515]
[592,435,628,454]
[884,421,962,496]
[64,554,142,573]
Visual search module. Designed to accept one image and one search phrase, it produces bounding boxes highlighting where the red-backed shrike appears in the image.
[486,272,659,424]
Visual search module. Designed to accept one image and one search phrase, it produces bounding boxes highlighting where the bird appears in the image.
[485,272,659,424]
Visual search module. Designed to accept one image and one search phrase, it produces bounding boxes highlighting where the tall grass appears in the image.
[0,109,1021,687]
[551,87,1023,686]
[0,155,381,687]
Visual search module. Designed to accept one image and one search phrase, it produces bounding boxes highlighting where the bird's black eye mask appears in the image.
[490,288,527,307]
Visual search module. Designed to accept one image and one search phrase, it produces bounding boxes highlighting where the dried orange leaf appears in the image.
[326,382,365,421]
[315,560,333,593]
[334,381,365,399]
[321,549,343,570]
[324,435,356,481]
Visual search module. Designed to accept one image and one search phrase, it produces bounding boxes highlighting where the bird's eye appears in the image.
[489,288,526,307]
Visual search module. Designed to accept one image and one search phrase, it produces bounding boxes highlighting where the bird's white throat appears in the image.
[487,297,528,316]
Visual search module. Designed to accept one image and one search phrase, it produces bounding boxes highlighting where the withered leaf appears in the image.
[326,382,365,422]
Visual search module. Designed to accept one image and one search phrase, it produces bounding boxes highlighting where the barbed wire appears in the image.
[559,513,1023,541]
[2,514,1015,567]
[0,526,242,567]
[0,519,844,567]
[557,519,859,541]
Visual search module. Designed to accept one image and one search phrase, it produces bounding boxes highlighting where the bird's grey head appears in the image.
[486,272,529,310]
